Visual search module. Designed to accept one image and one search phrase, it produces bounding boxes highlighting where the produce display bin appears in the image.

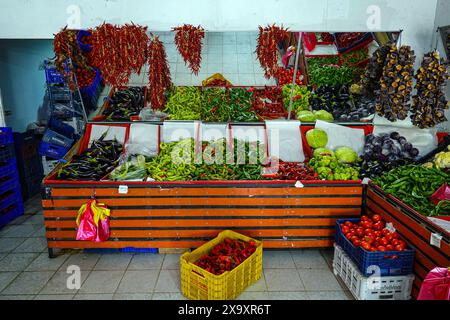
[335,218,415,277]
[180,230,262,300]
[366,184,450,299]
[333,244,414,300]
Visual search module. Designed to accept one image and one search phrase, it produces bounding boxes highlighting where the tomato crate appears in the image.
[181,230,263,300]
[333,244,414,300]
[335,218,415,277]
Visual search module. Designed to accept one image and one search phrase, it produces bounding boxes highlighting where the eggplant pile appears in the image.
[309,85,374,121]
[359,132,419,179]
[375,45,415,121]
[56,135,123,181]
[103,87,145,121]
[411,51,450,128]
[360,44,391,98]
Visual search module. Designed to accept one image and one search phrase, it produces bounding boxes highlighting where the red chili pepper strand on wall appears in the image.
[172,24,205,75]
[148,35,172,110]
[256,24,289,79]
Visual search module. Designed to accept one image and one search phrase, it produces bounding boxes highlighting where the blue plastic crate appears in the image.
[0,173,20,195]
[0,127,13,146]
[0,144,15,163]
[0,159,17,179]
[121,247,159,254]
[38,141,70,160]
[42,129,74,148]
[48,117,76,139]
[77,30,93,52]
[0,187,22,212]
[83,248,122,254]
[0,202,24,229]
[335,218,415,277]
[48,86,72,102]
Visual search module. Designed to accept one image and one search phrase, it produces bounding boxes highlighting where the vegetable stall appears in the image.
[42,26,450,299]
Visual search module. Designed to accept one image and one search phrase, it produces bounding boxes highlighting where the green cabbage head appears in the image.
[314,110,334,122]
[306,129,328,149]
[335,147,358,163]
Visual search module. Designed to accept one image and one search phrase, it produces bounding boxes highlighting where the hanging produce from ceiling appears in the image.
[172,24,205,75]
[360,44,391,98]
[256,24,289,79]
[148,35,172,110]
[411,51,450,128]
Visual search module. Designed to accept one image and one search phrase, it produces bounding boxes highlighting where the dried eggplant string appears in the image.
[172,24,205,75]
[375,44,415,121]
[411,51,450,128]
[148,34,172,110]
[256,24,289,79]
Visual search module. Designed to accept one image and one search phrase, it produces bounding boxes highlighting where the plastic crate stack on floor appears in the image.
[333,218,415,300]
[0,127,24,228]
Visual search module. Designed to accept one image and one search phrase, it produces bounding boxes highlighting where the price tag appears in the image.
[295,181,304,188]
[430,233,442,248]
[118,185,128,194]
[385,222,396,233]
[362,178,370,185]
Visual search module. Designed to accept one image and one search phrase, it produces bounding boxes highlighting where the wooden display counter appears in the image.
[366,184,450,299]
[42,180,363,257]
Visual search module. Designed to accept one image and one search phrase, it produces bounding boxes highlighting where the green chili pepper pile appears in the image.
[109,155,148,181]
[372,165,450,216]
[146,138,266,181]
[164,86,202,120]
[340,47,369,67]
[308,155,360,181]
[309,65,355,87]
[201,88,229,122]
[228,88,258,121]
[56,133,123,181]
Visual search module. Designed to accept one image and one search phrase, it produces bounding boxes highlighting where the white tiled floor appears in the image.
[0,195,353,300]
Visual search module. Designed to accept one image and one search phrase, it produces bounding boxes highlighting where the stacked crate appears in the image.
[0,128,24,228]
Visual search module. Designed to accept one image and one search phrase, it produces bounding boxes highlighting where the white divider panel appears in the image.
[162,121,200,143]
[88,124,127,147]
[315,120,366,155]
[373,125,438,158]
[200,123,228,142]
[231,125,266,143]
[266,120,304,162]
[127,123,160,157]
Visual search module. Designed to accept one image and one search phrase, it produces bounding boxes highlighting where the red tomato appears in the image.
[386,244,394,251]
[377,245,386,252]
[397,240,406,247]
[379,237,389,246]
[372,214,382,222]
[382,228,390,236]
[364,236,373,244]
[391,232,399,239]
[350,235,359,242]
[395,244,405,251]
[361,215,369,222]
[370,246,378,252]
[344,221,353,228]
[340,223,345,229]
[361,242,371,251]
[373,221,385,231]
[352,239,361,247]
[391,239,399,246]
[356,228,364,237]
[364,228,373,235]
[345,233,353,240]
[341,226,349,234]
[374,231,382,237]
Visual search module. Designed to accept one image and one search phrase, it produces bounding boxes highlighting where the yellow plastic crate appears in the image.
[180,230,263,300]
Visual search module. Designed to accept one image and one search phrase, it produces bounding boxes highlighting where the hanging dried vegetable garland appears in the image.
[256,24,289,79]
[89,23,148,87]
[53,27,91,90]
[411,51,450,128]
[360,44,391,98]
[375,45,415,121]
[172,24,205,75]
[148,35,172,110]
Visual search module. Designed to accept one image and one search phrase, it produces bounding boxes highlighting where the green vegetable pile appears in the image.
[282,84,310,113]
[308,155,360,181]
[372,165,450,216]
[165,86,202,120]
[109,155,148,181]
[146,138,266,181]
[228,88,258,122]
[309,65,355,87]
[201,88,229,122]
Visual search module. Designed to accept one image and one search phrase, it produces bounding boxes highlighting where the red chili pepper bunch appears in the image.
[90,23,148,87]
[252,86,286,117]
[256,24,289,79]
[53,27,91,90]
[194,238,257,275]
[320,32,334,43]
[275,67,303,86]
[172,24,205,75]
[335,32,365,48]
[276,161,318,180]
[147,35,172,110]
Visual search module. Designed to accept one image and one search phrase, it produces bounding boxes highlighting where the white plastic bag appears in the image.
[266,120,304,162]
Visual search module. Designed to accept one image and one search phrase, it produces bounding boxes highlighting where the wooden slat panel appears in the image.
[47,239,333,249]
[367,198,450,265]
[49,186,362,197]
[43,207,360,218]
[43,197,362,207]
[45,217,342,228]
[46,228,335,239]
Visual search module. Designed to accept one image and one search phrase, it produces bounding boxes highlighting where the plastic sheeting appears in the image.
[266,120,304,162]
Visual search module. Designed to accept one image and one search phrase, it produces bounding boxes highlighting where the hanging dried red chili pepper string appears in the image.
[148,34,172,110]
[256,24,289,79]
[172,24,205,75]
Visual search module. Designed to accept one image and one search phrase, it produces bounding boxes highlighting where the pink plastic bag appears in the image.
[430,183,450,205]
[418,267,450,300]
[75,199,97,241]
[76,199,111,242]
